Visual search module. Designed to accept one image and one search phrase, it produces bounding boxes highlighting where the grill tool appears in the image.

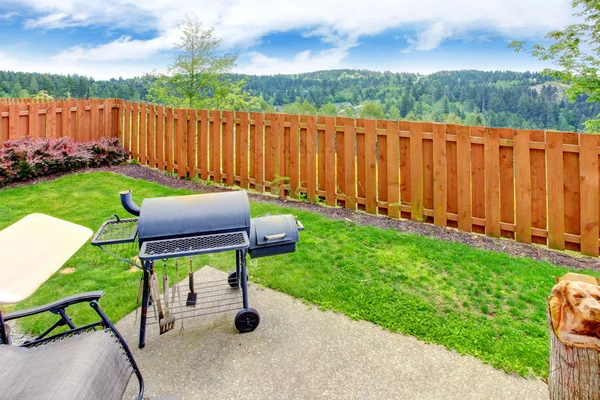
[186,258,196,307]
[161,275,176,333]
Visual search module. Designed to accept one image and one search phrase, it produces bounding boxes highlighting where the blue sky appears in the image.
[0,0,577,79]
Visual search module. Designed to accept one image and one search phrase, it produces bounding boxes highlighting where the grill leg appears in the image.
[235,250,242,285]
[139,262,151,349]
[240,250,249,309]
[0,308,7,345]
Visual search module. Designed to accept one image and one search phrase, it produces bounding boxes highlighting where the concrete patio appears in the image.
[119,266,548,400]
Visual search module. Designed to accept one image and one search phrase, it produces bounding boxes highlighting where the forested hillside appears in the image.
[0,69,597,132]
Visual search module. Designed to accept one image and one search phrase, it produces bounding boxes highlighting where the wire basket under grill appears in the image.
[139,231,249,261]
[92,218,139,245]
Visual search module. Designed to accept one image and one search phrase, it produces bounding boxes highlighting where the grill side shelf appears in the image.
[139,231,250,261]
[92,218,139,246]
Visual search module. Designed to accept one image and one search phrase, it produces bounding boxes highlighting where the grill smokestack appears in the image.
[120,190,141,216]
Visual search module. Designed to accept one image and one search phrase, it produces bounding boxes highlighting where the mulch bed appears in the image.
[4,163,600,272]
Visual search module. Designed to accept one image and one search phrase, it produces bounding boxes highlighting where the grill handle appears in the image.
[296,220,304,232]
[264,233,286,241]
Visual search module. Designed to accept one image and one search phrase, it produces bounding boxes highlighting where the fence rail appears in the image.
[1,98,598,257]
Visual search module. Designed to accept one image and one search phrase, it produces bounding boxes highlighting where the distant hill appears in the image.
[0,69,596,132]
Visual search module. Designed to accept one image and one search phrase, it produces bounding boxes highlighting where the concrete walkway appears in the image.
[118,267,548,400]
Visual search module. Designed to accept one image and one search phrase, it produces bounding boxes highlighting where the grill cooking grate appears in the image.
[92,218,138,245]
[139,231,249,260]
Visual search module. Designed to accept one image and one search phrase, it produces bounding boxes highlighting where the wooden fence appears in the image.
[1,98,598,257]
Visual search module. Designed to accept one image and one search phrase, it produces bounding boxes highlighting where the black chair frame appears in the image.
[0,291,144,400]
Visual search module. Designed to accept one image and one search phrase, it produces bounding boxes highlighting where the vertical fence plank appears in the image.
[471,126,485,233]
[344,117,356,210]
[484,128,500,237]
[131,102,139,160]
[55,100,63,138]
[187,109,196,178]
[148,104,156,168]
[456,125,471,232]
[499,128,515,238]
[306,115,317,201]
[378,120,388,215]
[325,116,336,206]
[197,110,208,180]
[139,103,147,165]
[46,102,56,139]
[580,134,599,256]
[77,99,90,142]
[237,112,250,189]
[422,122,434,222]
[563,132,581,252]
[387,120,400,219]
[433,123,447,226]
[248,113,256,189]
[0,105,8,143]
[29,103,40,138]
[514,129,532,244]
[299,115,308,195]
[547,131,565,250]
[530,130,548,245]
[210,110,221,183]
[365,119,377,214]
[399,121,411,219]
[317,116,326,197]
[289,114,300,198]
[156,106,164,170]
[254,113,264,192]
[263,113,274,191]
[164,107,173,173]
[177,109,187,178]
[116,99,124,143]
[356,118,366,211]
[445,124,458,228]
[123,101,131,152]
[410,122,424,221]
[104,99,114,137]
[335,117,346,207]
[223,111,234,186]
[278,114,286,197]
[91,99,100,139]
[8,105,19,139]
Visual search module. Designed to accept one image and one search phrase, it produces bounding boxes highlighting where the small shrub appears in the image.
[0,136,129,186]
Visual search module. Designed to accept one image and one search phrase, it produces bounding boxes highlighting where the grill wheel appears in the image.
[235,308,260,333]
[227,270,247,288]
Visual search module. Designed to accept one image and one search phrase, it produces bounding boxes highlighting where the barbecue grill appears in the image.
[92,190,303,348]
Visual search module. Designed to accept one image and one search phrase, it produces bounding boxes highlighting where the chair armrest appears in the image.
[4,291,105,321]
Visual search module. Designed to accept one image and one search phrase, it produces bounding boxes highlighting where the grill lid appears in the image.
[137,191,250,242]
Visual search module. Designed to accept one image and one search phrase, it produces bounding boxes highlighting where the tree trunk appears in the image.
[549,323,600,399]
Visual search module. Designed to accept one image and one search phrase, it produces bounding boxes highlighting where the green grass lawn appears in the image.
[1,171,597,378]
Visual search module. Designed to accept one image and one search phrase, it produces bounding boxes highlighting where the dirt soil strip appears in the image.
[5,163,600,272]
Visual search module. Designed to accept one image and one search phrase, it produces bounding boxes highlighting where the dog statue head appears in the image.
[550,273,600,348]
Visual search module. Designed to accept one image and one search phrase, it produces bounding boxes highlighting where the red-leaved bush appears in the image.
[0,137,129,186]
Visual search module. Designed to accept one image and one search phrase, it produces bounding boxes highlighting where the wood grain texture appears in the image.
[471,126,485,234]
[325,116,336,206]
[187,109,196,177]
[410,122,424,221]
[484,128,500,237]
[514,129,532,244]
[433,123,447,226]
[547,131,565,250]
[306,115,317,201]
[456,125,471,232]
[344,117,356,210]
[365,119,377,214]
[499,128,515,238]
[289,114,300,198]
[579,134,599,256]
[238,112,250,189]
[387,120,400,219]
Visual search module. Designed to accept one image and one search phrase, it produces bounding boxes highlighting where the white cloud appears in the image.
[6,0,580,77]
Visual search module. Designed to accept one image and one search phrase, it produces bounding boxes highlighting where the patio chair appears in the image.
[0,214,144,400]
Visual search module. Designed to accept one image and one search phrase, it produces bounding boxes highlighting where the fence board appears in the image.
[580,134,599,256]
[433,123,447,226]
[356,119,366,210]
[299,115,308,193]
[325,116,336,206]
[399,121,411,220]
[530,130,547,245]
[563,132,580,252]
[155,106,164,170]
[176,108,187,178]
[165,108,173,173]
[446,124,458,228]
[104,99,114,138]
[471,126,485,234]
[456,125,471,232]
[0,105,7,142]
[514,129,532,244]
[139,103,147,165]
[317,116,326,196]
[289,114,300,198]
[422,122,434,222]
[278,114,286,197]
[387,120,400,219]
[222,111,234,185]
[123,101,131,152]
[254,113,264,192]
[306,115,317,201]
[484,128,500,237]
[131,102,139,160]
[410,122,424,221]
[344,117,356,210]
[91,99,100,140]
[264,113,274,190]
[499,128,514,238]
[238,112,250,189]
[77,100,90,142]
[378,120,388,215]
[336,117,346,207]
[46,102,56,139]
[365,119,377,214]
[210,110,221,183]
[148,105,156,168]
[28,103,40,138]
[547,131,565,250]
[187,109,196,177]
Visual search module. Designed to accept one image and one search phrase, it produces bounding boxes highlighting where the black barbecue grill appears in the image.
[92,190,303,348]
